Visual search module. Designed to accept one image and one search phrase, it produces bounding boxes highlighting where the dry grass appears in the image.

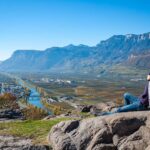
[0,118,71,145]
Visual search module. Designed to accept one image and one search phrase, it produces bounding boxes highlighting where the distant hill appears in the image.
[1,32,150,73]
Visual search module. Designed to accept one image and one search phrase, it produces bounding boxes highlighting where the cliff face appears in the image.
[1,32,150,72]
[48,111,150,150]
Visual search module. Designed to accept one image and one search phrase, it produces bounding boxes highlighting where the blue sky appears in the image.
[0,0,150,60]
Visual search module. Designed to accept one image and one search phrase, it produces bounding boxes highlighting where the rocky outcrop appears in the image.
[90,102,116,116]
[43,113,82,121]
[95,102,116,112]
[76,102,116,114]
[0,136,51,150]
[48,111,150,150]
[0,109,23,119]
[77,105,93,113]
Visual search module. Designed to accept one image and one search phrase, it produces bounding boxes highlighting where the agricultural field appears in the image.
[0,73,16,84]
[14,71,147,106]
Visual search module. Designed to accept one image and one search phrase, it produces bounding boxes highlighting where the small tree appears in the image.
[22,105,48,120]
[0,93,19,109]
[53,106,62,115]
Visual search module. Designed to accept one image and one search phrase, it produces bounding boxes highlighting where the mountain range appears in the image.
[1,32,150,73]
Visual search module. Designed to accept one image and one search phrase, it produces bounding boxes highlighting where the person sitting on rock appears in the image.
[98,72,150,116]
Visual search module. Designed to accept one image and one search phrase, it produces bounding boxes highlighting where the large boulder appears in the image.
[48,111,150,150]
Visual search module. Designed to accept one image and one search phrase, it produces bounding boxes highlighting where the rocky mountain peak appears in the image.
[1,32,150,72]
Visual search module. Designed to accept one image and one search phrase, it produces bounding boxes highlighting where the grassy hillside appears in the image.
[0,118,71,145]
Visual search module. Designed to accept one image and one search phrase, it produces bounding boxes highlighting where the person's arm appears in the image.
[139,83,149,105]
[140,85,148,98]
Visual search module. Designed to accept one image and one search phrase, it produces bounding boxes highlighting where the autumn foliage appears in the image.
[22,105,48,120]
[0,93,19,109]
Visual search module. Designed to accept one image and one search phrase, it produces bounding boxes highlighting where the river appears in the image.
[28,87,44,108]
[18,79,47,109]
[1,72,50,113]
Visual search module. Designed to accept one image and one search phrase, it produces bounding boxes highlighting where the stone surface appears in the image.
[90,102,116,115]
[48,111,150,150]
[77,105,93,113]
[43,113,81,121]
[0,109,23,119]
[0,136,51,150]
[97,102,116,111]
